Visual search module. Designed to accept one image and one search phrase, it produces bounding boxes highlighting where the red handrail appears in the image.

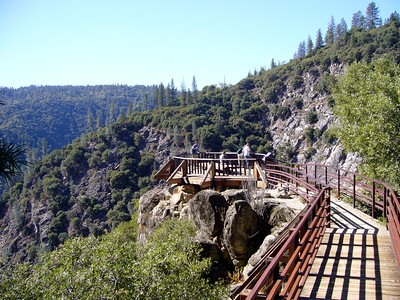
[243,188,330,299]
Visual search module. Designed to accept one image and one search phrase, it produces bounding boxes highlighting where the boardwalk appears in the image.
[300,199,400,300]
[155,155,400,299]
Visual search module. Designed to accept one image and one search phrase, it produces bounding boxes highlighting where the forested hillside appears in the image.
[0,4,399,294]
[0,85,159,161]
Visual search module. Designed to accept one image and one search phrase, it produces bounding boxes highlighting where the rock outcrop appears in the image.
[137,185,306,276]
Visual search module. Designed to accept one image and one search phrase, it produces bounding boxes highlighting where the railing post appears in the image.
[314,165,317,188]
[337,169,341,200]
[353,174,356,208]
[383,186,387,218]
[325,166,328,185]
[305,165,309,185]
[326,188,331,228]
[182,160,187,176]
[372,182,376,218]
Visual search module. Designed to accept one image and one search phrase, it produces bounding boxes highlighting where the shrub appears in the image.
[306,111,318,124]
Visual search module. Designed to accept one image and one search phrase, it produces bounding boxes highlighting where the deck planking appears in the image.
[300,199,400,300]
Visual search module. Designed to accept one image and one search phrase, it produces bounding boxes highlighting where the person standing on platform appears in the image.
[190,141,199,157]
[243,143,251,168]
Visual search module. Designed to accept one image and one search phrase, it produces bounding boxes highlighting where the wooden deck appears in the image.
[300,199,400,300]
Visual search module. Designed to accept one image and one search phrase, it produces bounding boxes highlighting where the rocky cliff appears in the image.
[137,184,306,278]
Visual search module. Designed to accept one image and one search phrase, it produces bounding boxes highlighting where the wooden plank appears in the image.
[300,199,400,300]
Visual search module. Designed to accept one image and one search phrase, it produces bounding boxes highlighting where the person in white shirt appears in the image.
[243,143,251,168]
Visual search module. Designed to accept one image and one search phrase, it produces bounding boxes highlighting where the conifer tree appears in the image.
[180,90,186,107]
[157,83,165,107]
[295,41,306,58]
[315,29,324,49]
[191,76,199,103]
[170,78,177,102]
[335,18,348,43]
[306,35,313,55]
[351,10,364,29]
[325,16,335,46]
[365,1,380,30]
[86,108,95,132]
[270,58,277,69]
[165,83,171,105]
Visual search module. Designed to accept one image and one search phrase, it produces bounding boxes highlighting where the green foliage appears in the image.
[306,111,319,124]
[0,139,26,182]
[270,104,291,120]
[0,85,157,160]
[304,126,319,144]
[290,75,304,89]
[0,219,228,299]
[333,57,400,188]
[305,147,317,159]
[276,143,297,162]
[322,129,337,145]
[294,98,304,109]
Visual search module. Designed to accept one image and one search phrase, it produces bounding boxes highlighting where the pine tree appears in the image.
[351,10,364,29]
[157,83,165,107]
[180,90,186,107]
[365,1,380,30]
[270,58,277,69]
[295,41,306,58]
[170,78,177,102]
[86,108,95,132]
[325,16,335,46]
[306,35,313,56]
[165,83,171,105]
[315,29,324,50]
[191,76,199,103]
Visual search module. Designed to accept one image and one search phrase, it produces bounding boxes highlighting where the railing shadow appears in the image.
[305,201,382,300]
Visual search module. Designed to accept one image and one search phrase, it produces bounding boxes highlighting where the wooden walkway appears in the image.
[300,199,400,300]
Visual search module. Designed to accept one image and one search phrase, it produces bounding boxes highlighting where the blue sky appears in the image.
[0,0,398,89]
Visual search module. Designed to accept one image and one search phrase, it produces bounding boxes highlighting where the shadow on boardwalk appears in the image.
[300,200,400,300]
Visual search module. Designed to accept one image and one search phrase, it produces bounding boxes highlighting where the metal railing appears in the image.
[154,152,400,292]
[269,162,400,267]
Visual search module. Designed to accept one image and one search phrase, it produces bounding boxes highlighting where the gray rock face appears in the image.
[137,186,306,273]
[186,190,230,239]
[222,200,266,267]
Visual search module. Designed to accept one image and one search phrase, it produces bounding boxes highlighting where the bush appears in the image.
[306,111,319,124]
[294,98,304,109]
[304,127,318,144]
[0,220,228,299]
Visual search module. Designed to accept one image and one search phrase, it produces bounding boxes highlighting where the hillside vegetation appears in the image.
[0,4,399,298]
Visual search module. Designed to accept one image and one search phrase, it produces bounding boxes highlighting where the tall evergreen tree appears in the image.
[191,76,199,103]
[96,110,102,129]
[351,10,364,29]
[157,83,165,107]
[143,93,149,111]
[187,89,192,105]
[315,29,324,49]
[270,58,277,69]
[295,41,306,58]
[170,79,177,102]
[306,35,314,56]
[86,108,95,132]
[365,1,380,30]
[325,16,335,46]
[180,90,186,107]
[335,18,348,43]
[165,83,171,105]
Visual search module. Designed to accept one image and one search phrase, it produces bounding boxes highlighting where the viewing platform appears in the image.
[154,152,400,299]
[154,152,271,190]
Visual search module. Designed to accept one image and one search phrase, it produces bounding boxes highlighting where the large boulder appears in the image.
[222,200,267,267]
[137,185,171,243]
[182,190,229,241]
